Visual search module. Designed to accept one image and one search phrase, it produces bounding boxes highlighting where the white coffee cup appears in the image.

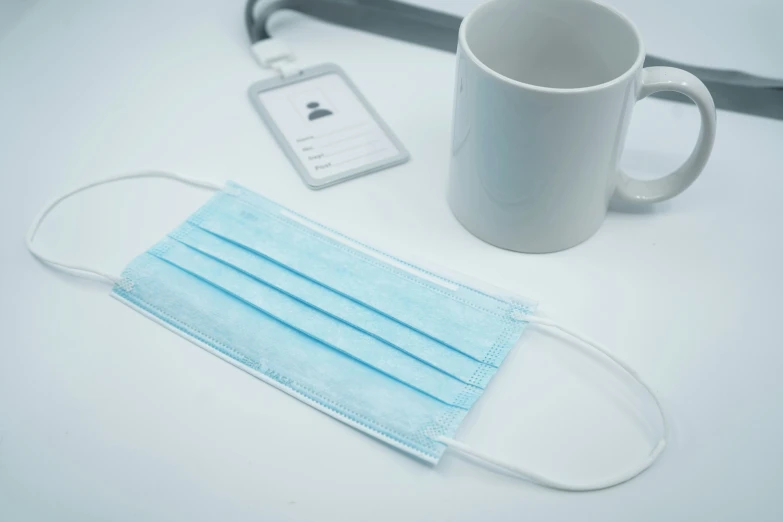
[447,0,717,253]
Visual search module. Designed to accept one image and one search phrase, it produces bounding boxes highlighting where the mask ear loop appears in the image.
[436,315,668,491]
[26,170,223,284]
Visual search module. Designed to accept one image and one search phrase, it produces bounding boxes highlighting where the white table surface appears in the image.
[1,1,782,520]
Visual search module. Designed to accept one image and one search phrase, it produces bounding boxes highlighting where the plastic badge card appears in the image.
[249,64,409,189]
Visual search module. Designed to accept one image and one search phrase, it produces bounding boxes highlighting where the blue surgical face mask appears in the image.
[27,171,667,491]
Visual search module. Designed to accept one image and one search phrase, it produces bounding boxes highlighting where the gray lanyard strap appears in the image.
[245,0,783,120]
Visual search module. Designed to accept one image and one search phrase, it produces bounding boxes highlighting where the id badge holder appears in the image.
[248,42,409,189]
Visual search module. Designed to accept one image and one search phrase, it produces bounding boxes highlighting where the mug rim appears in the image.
[459,0,646,94]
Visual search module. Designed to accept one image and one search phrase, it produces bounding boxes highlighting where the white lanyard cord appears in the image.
[437,315,667,491]
[26,171,222,284]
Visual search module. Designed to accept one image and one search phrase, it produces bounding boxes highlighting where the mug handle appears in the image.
[614,66,717,204]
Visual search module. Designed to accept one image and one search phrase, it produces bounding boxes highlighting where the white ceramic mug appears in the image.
[448,0,717,253]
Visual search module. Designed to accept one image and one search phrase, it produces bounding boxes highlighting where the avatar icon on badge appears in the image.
[306,101,333,120]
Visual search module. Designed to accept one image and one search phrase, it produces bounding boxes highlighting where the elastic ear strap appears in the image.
[26,170,223,284]
[437,315,668,491]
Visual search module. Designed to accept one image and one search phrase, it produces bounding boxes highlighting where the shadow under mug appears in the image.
[447,0,716,253]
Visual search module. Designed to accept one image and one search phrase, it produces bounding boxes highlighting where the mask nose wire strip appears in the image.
[436,315,668,491]
[26,171,223,284]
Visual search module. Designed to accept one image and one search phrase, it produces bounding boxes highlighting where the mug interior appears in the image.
[464,0,641,89]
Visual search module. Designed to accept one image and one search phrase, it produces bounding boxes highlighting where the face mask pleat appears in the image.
[148,237,484,408]
[111,182,536,463]
[187,185,528,366]
[114,252,467,461]
[169,221,499,388]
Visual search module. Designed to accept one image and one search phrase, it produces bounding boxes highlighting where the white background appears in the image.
[0,0,37,42]
[1,1,782,521]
